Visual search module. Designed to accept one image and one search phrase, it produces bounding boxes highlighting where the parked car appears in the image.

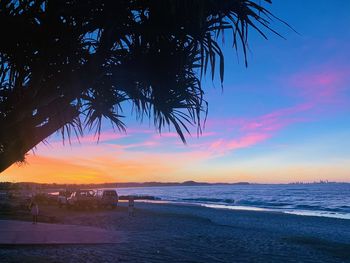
[57,190,72,207]
[67,190,96,209]
[96,189,118,208]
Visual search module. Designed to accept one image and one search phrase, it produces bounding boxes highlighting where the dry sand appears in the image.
[1,201,350,262]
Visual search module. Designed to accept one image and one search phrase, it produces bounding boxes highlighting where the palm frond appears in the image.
[0,0,290,171]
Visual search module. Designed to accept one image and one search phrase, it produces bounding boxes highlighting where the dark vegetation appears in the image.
[0,0,288,173]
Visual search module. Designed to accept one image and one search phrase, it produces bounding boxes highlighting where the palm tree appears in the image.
[0,0,287,173]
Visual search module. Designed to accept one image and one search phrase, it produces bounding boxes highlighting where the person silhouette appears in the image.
[128,196,135,217]
[29,198,39,224]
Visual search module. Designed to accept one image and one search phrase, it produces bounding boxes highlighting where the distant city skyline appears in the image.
[1,0,350,184]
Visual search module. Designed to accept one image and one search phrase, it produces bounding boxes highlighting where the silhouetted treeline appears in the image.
[0,181,250,190]
[0,182,21,190]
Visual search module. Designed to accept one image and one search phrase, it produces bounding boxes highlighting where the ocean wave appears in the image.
[119,195,161,200]
[116,184,350,220]
[181,198,235,204]
[294,204,324,210]
[235,199,292,208]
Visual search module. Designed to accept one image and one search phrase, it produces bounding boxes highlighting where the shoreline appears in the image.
[134,199,350,220]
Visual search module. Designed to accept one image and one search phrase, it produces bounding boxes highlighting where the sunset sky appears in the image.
[1,0,350,184]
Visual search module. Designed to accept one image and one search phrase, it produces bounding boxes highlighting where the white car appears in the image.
[67,190,97,209]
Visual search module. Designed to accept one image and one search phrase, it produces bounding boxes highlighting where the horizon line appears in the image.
[1,180,349,186]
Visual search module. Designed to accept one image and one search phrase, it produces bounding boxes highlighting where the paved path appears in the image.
[0,220,125,245]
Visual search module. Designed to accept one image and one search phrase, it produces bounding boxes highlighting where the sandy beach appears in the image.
[1,201,350,263]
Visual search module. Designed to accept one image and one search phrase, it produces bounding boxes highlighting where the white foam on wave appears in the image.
[139,200,350,220]
[202,204,350,220]
[283,210,350,220]
[200,204,272,212]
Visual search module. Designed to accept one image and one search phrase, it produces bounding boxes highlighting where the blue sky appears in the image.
[2,0,350,183]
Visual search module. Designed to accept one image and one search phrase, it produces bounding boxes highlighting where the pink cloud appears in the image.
[240,103,312,133]
[208,133,271,153]
[292,72,340,87]
[207,102,311,135]
[152,131,217,140]
[46,131,128,146]
[122,140,160,149]
[126,128,156,135]
[288,66,350,104]
[154,132,179,138]
[227,133,271,150]
[77,132,128,144]
[201,101,314,155]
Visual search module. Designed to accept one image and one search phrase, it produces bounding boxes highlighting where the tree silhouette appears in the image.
[0,0,287,172]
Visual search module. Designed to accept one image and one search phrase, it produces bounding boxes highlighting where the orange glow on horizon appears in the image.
[0,154,177,184]
[1,152,349,184]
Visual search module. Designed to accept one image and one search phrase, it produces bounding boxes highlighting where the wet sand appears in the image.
[1,201,350,262]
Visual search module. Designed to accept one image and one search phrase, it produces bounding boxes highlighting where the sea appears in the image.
[116,183,350,220]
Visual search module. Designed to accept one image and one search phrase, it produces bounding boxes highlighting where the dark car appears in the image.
[96,189,119,208]
[57,190,72,207]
